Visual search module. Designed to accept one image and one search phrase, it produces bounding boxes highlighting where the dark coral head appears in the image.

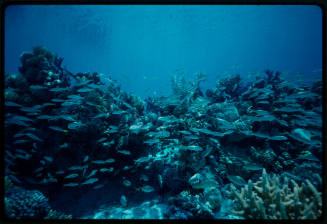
[32,46,54,61]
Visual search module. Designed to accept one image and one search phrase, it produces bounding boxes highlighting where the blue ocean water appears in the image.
[4,5,323,220]
[5,5,322,98]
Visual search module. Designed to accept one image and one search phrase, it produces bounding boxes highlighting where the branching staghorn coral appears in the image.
[45,209,73,219]
[170,73,207,99]
[227,169,322,219]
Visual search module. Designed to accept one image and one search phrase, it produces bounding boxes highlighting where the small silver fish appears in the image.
[117,150,131,155]
[36,173,42,177]
[144,139,160,145]
[68,121,84,130]
[77,87,93,93]
[23,127,37,132]
[5,150,15,158]
[83,156,89,162]
[227,175,247,186]
[49,87,69,92]
[67,94,84,100]
[97,137,107,143]
[56,170,65,175]
[75,80,92,87]
[244,164,262,171]
[158,175,163,188]
[120,195,127,207]
[68,165,84,171]
[105,129,118,134]
[112,111,127,115]
[33,167,44,173]
[81,178,98,185]
[85,101,97,107]
[134,157,150,163]
[48,177,58,183]
[9,175,21,183]
[94,113,109,119]
[100,168,114,173]
[88,83,104,89]
[59,143,69,148]
[140,185,155,193]
[140,174,149,182]
[49,126,68,133]
[11,115,33,122]
[179,130,192,135]
[16,154,30,160]
[103,140,115,146]
[5,101,22,107]
[61,101,78,107]
[87,170,98,178]
[9,120,29,127]
[16,149,27,154]
[123,166,132,170]
[58,115,76,122]
[64,183,79,187]
[41,102,55,107]
[105,158,115,163]
[37,115,53,120]
[158,130,170,138]
[123,179,132,187]
[30,85,47,90]
[64,173,79,179]
[44,156,53,163]
[25,133,43,142]
[182,145,203,151]
[13,139,30,144]
[93,184,105,189]
[51,98,65,103]
[92,160,106,164]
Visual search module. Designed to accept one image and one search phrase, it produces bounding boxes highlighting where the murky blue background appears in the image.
[5,5,322,98]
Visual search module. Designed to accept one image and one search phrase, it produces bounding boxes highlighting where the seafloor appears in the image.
[4,46,322,219]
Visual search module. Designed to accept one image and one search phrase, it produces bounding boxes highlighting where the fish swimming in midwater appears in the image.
[49,126,68,133]
[93,184,105,189]
[5,101,22,107]
[123,179,132,187]
[99,168,114,173]
[44,156,53,163]
[117,150,131,155]
[51,98,65,103]
[226,175,247,186]
[68,165,85,171]
[97,137,107,143]
[140,185,155,193]
[77,87,93,93]
[81,178,99,185]
[25,133,43,142]
[64,183,79,187]
[134,156,151,163]
[64,173,79,179]
[86,170,98,178]
[83,156,89,163]
[68,121,84,130]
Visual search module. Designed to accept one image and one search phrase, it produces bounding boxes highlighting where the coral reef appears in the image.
[5,189,51,219]
[45,209,73,219]
[4,47,322,219]
[226,169,322,219]
[209,74,243,102]
[4,176,14,191]
[168,190,215,218]
[19,46,70,87]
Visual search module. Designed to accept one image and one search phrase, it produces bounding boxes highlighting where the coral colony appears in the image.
[4,46,322,219]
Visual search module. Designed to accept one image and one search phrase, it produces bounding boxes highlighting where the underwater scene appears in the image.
[4,5,323,220]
